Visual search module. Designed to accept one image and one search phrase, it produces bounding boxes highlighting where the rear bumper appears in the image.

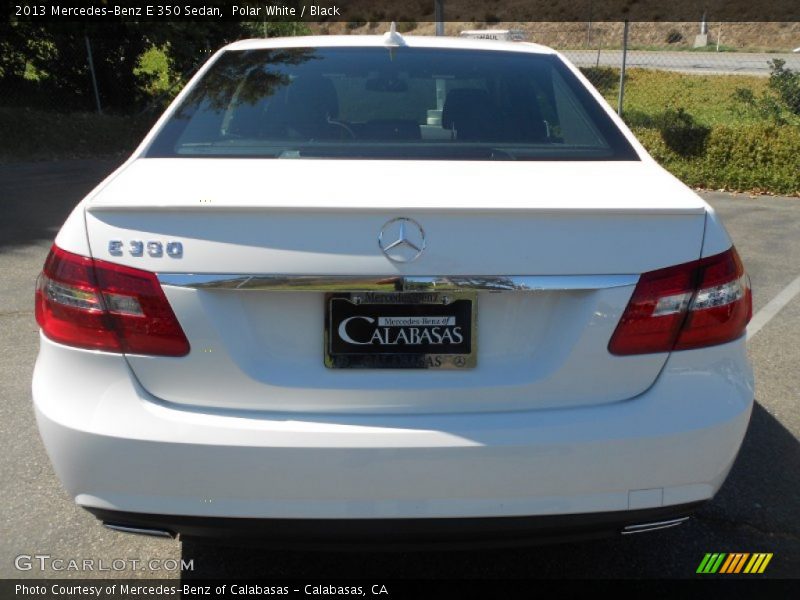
[33,334,753,526]
[88,503,704,547]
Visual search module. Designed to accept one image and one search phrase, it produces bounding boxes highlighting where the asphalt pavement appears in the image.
[0,160,798,579]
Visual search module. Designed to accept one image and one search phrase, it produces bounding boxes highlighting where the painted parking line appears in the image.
[747,274,800,340]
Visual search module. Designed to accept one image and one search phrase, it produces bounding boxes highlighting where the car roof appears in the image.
[223,35,556,56]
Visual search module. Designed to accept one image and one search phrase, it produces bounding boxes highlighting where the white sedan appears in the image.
[33,33,753,544]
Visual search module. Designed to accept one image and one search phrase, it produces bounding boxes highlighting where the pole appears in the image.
[617,20,629,116]
[434,0,444,36]
[434,0,445,115]
[84,35,102,114]
[586,0,593,47]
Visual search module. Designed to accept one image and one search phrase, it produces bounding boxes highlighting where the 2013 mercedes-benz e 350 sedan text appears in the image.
[33,32,754,544]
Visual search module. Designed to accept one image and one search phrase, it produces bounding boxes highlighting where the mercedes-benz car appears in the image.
[33,33,754,544]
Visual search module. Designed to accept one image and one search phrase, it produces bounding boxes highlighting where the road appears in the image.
[0,160,798,579]
[561,50,800,76]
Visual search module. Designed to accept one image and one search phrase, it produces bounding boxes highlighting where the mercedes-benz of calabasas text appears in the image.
[32,32,754,543]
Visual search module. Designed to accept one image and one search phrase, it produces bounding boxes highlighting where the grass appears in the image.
[629,70,797,126]
[590,68,799,126]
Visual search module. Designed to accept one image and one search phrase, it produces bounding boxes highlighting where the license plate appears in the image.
[325,292,477,369]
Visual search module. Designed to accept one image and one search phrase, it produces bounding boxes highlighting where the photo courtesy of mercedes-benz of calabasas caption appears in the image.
[33,31,754,545]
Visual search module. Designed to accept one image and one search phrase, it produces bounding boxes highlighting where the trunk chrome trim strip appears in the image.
[157,274,639,292]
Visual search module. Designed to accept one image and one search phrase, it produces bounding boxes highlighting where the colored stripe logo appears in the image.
[697,553,773,574]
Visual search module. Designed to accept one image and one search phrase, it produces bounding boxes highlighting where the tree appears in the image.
[0,20,309,113]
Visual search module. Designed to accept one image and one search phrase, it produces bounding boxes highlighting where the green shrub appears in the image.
[651,108,711,157]
[730,86,788,124]
[634,123,800,196]
[625,108,711,157]
[768,58,800,116]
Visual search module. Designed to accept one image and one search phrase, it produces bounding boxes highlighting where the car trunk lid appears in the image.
[84,158,706,414]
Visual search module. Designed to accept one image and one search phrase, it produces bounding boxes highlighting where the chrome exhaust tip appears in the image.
[104,523,175,539]
[621,516,690,535]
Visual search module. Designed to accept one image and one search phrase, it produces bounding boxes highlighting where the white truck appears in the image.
[460,29,526,42]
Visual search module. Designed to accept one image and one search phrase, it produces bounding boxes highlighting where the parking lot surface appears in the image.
[1,160,798,579]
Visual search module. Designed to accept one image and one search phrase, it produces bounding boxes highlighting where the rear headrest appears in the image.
[441,89,495,141]
[286,75,339,121]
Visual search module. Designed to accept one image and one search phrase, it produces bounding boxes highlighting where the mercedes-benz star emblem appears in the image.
[378,217,426,263]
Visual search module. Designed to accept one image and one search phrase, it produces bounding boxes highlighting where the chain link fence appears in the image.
[527,21,800,195]
[521,22,800,121]
[3,22,800,118]
[1,22,799,193]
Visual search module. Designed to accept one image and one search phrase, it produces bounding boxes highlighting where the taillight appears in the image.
[35,245,190,356]
[609,247,751,355]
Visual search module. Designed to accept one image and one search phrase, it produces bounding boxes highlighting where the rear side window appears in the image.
[146,47,638,161]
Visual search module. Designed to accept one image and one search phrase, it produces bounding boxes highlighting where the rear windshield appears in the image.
[145,47,639,161]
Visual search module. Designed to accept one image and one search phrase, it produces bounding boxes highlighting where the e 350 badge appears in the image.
[108,240,183,258]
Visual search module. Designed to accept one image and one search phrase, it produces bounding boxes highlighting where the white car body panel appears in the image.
[700,204,734,257]
[87,158,702,214]
[81,158,709,413]
[33,34,754,530]
[127,284,660,413]
[35,334,752,518]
